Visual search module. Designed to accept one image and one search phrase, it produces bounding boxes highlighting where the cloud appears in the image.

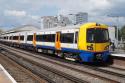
[4,9,40,20]
[1,0,125,30]
[4,10,27,17]
[28,15,40,20]
[55,0,111,16]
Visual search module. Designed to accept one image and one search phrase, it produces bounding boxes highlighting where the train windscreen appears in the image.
[87,28,109,43]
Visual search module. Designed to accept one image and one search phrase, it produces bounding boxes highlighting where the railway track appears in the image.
[98,65,125,77]
[1,47,120,82]
[0,44,125,82]
[109,65,125,71]
[0,53,47,83]
[0,46,88,83]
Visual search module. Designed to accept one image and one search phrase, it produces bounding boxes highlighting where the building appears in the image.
[41,16,58,29]
[67,12,88,25]
[41,12,88,29]
[58,15,71,26]
[67,14,76,25]
[58,12,88,26]
[5,25,40,34]
[76,12,88,24]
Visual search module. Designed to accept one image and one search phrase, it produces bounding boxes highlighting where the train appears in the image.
[0,22,110,63]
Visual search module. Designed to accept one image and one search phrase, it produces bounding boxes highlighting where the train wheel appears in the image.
[75,55,82,63]
[37,48,41,53]
[56,51,64,58]
[42,49,48,54]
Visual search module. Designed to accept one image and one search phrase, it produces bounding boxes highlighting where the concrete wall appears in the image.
[108,27,117,47]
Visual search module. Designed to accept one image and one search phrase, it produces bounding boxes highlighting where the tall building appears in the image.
[67,12,88,25]
[41,16,58,29]
[58,12,88,26]
[41,12,88,29]
[58,15,71,26]
[67,14,76,25]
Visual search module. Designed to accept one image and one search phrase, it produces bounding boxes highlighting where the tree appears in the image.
[120,25,125,41]
[118,29,121,41]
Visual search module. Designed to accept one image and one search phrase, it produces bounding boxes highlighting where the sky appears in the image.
[0,0,125,30]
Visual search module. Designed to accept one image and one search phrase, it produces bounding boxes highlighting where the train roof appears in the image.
[37,22,108,32]
[0,22,108,36]
[39,24,81,32]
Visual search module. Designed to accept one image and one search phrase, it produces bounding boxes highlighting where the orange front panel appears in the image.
[33,33,36,46]
[55,32,61,50]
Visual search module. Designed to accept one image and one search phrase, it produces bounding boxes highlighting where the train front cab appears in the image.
[78,23,110,62]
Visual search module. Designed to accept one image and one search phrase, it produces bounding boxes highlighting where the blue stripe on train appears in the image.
[36,45,55,50]
[21,44,110,62]
[35,45,110,62]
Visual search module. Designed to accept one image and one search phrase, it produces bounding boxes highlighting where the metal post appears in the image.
[116,16,119,48]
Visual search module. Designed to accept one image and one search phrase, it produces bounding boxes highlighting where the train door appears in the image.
[18,34,20,44]
[55,32,61,50]
[24,32,27,44]
[33,33,36,47]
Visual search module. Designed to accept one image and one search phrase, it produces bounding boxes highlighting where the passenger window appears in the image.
[36,34,55,42]
[10,36,13,40]
[13,36,18,40]
[36,35,42,41]
[61,33,74,43]
[20,36,24,40]
[27,35,33,41]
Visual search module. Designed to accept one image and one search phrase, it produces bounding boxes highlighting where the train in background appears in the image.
[0,22,110,63]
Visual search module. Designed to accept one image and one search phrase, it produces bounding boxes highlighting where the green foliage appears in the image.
[120,25,125,40]
[118,29,121,40]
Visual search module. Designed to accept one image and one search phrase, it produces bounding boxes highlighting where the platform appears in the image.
[111,53,125,57]
[110,49,125,58]
[0,64,17,83]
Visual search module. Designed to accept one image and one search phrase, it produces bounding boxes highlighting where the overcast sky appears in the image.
[0,0,125,30]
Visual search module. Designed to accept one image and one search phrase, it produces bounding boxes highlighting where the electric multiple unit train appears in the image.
[0,23,110,62]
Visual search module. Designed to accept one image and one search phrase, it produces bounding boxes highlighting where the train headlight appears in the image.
[87,46,93,50]
[104,46,109,50]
